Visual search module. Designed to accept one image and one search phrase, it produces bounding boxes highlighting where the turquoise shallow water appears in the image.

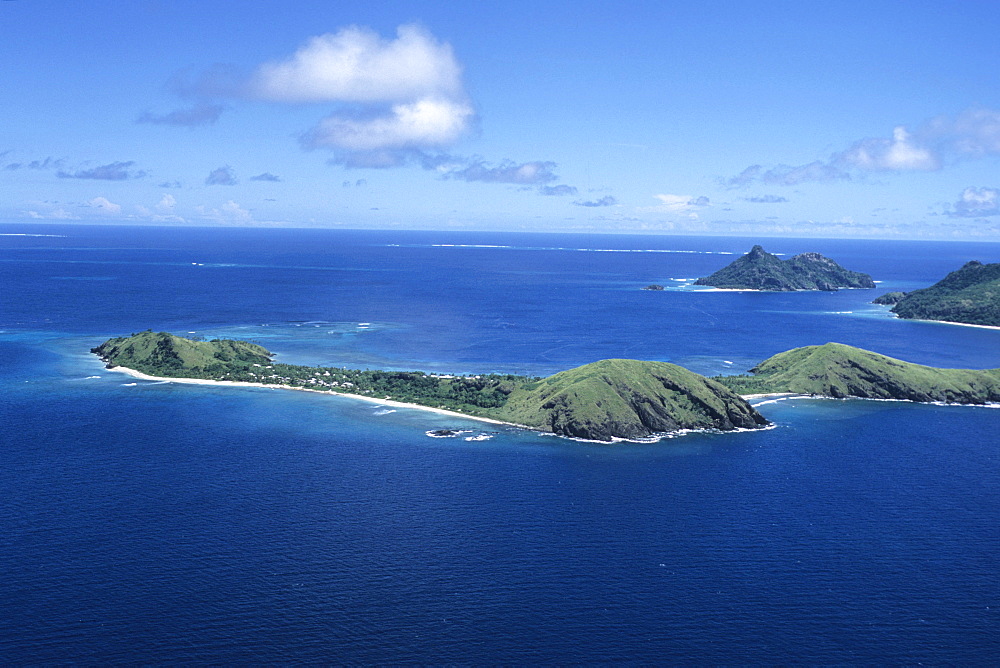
[1,225,998,663]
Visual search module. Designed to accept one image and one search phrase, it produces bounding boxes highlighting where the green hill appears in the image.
[716,342,1000,403]
[92,330,272,377]
[497,359,767,441]
[694,245,876,291]
[885,260,1000,326]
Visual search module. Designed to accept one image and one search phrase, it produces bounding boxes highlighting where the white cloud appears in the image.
[948,186,1000,217]
[25,207,79,220]
[87,196,122,214]
[729,107,1000,186]
[646,194,712,218]
[252,24,463,103]
[251,24,474,158]
[306,98,473,152]
[197,200,253,225]
[156,194,177,212]
[840,126,938,171]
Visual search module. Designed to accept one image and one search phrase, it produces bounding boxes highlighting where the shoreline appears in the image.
[104,364,775,443]
[686,287,872,293]
[741,392,796,400]
[911,318,1000,332]
[107,365,528,429]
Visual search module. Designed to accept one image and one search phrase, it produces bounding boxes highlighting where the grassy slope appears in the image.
[497,358,767,440]
[716,342,1000,403]
[890,261,1000,326]
[93,331,271,377]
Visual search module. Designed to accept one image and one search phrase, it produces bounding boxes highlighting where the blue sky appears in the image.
[3,0,999,239]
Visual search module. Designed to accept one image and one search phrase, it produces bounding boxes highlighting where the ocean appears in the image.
[1,224,998,663]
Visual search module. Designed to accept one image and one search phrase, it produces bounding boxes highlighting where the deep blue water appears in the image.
[1,224,998,663]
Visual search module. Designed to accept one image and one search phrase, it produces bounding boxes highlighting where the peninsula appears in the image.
[694,245,876,291]
[714,342,1000,404]
[876,260,1000,327]
[93,331,768,442]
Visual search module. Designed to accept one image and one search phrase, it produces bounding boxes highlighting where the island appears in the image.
[93,332,1000,442]
[92,331,768,442]
[642,284,665,291]
[875,260,1000,327]
[714,342,1000,404]
[694,245,876,291]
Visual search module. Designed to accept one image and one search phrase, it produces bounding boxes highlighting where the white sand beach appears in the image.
[108,365,524,428]
[914,318,1000,331]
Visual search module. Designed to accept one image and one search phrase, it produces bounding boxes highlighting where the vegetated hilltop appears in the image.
[92,330,272,376]
[694,245,876,291]
[92,331,769,442]
[872,291,907,305]
[499,359,768,441]
[880,260,1000,327]
[715,342,1000,404]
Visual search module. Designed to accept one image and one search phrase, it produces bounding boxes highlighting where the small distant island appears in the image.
[642,284,665,291]
[694,245,876,291]
[873,260,1000,327]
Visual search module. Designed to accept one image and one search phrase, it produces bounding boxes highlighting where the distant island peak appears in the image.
[694,245,876,291]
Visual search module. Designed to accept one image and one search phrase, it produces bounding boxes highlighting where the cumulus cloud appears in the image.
[164,23,566,192]
[574,196,618,207]
[205,166,237,185]
[25,208,79,220]
[138,103,227,127]
[646,194,712,218]
[839,126,938,171]
[947,187,1000,217]
[744,194,789,203]
[729,108,1000,186]
[303,98,473,154]
[249,172,281,182]
[86,196,122,214]
[249,24,475,165]
[156,194,177,212]
[252,24,463,103]
[57,161,145,180]
[196,200,253,225]
[439,158,559,185]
